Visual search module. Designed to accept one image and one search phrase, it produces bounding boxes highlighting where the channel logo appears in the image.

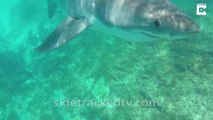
[196,3,207,16]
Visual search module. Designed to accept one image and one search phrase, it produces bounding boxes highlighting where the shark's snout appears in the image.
[168,13,201,37]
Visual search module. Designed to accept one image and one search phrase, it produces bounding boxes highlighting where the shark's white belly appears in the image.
[91,19,158,42]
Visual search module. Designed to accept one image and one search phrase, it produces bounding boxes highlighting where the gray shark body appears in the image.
[36,0,200,52]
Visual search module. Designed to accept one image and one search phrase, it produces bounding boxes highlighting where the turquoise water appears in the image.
[0,0,213,120]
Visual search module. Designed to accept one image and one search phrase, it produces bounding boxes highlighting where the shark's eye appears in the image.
[154,20,160,27]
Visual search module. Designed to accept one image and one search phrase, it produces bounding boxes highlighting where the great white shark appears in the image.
[36,0,200,52]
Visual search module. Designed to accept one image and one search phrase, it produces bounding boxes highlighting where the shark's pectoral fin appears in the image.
[36,17,90,52]
[48,0,57,18]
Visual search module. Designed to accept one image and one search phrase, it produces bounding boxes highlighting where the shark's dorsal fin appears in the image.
[36,17,90,52]
[48,0,57,18]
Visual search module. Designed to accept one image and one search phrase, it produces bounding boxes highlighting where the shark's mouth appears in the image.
[132,30,171,39]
